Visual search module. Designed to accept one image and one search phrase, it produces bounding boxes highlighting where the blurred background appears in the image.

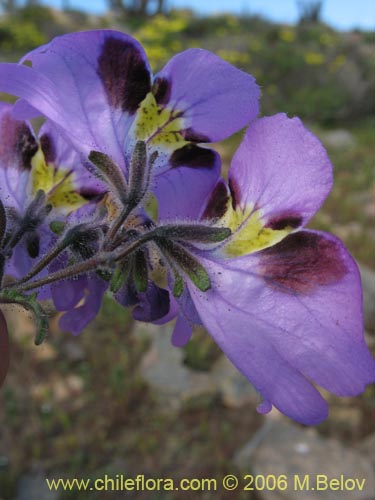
[0,1,374,498]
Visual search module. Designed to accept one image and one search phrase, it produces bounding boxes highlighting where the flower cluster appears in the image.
[0,30,373,425]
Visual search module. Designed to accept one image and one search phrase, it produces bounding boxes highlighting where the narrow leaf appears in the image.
[110,258,132,294]
[89,151,128,203]
[50,220,66,235]
[133,250,148,293]
[128,141,148,202]
[156,239,211,292]
[173,273,184,298]
[156,224,231,243]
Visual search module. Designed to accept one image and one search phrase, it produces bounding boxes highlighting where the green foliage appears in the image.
[1,6,373,123]
[0,19,46,53]
[130,12,374,124]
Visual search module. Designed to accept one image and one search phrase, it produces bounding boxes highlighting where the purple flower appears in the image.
[167,114,375,424]
[0,31,372,425]
[0,30,260,220]
[0,30,260,334]
[0,101,104,282]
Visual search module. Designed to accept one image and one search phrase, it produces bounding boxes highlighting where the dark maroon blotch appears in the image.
[182,127,210,143]
[259,231,348,294]
[0,112,36,170]
[15,123,38,170]
[152,77,171,105]
[266,214,303,231]
[79,188,106,202]
[40,133,56,164]
[26,232,40,259]
[202,180,229,220]
[228,176,241,210]
[170,144,216,170]
[97,37,151,114]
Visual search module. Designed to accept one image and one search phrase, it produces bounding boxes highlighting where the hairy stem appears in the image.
[9,239,69,288]
[10,254,108,293]
[105,205,133,248]
[9,228,160,293]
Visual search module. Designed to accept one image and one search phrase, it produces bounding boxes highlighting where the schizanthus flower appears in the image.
[0,102,104,280]
[0,31,373,425]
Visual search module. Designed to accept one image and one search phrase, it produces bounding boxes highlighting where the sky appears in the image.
[38,0,375,30]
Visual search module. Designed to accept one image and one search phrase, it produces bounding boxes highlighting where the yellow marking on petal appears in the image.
[133,92,187,148]
[30,148,54,194]
[220,203,293,257]
[29,148,87,213]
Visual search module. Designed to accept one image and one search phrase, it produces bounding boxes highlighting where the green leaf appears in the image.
[110,258,132,294]
[133,250,148,293]
[172,273,184,298]
[89,150,128,202]
[49,220,66,235]
[156,224,231,243]
[156,239,211,292]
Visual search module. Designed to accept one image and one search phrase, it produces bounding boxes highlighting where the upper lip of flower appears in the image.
[0,30,260,218]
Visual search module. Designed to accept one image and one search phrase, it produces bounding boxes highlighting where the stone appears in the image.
[234,420,375,499]
[358,433,375,470]
[136,323,259,410]
[137,323,215,410]
[61,340,86,362]
[322,130,356,149]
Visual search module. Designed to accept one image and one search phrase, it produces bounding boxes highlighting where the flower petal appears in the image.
[208,114,333,257]
[230,114,333,223]
[188,230,374,424]
[171,314,193,347]
[155,48,260,142]
[250,230,375,394]
[0,31,152,169]
[132,282,173,323]
[154,149,221,220]
[190,281,328,424]
[59,275,107,335]
[0,102,36,211]
[51,273,87,311]
[37,121,106,208]
[0,63,67,128]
